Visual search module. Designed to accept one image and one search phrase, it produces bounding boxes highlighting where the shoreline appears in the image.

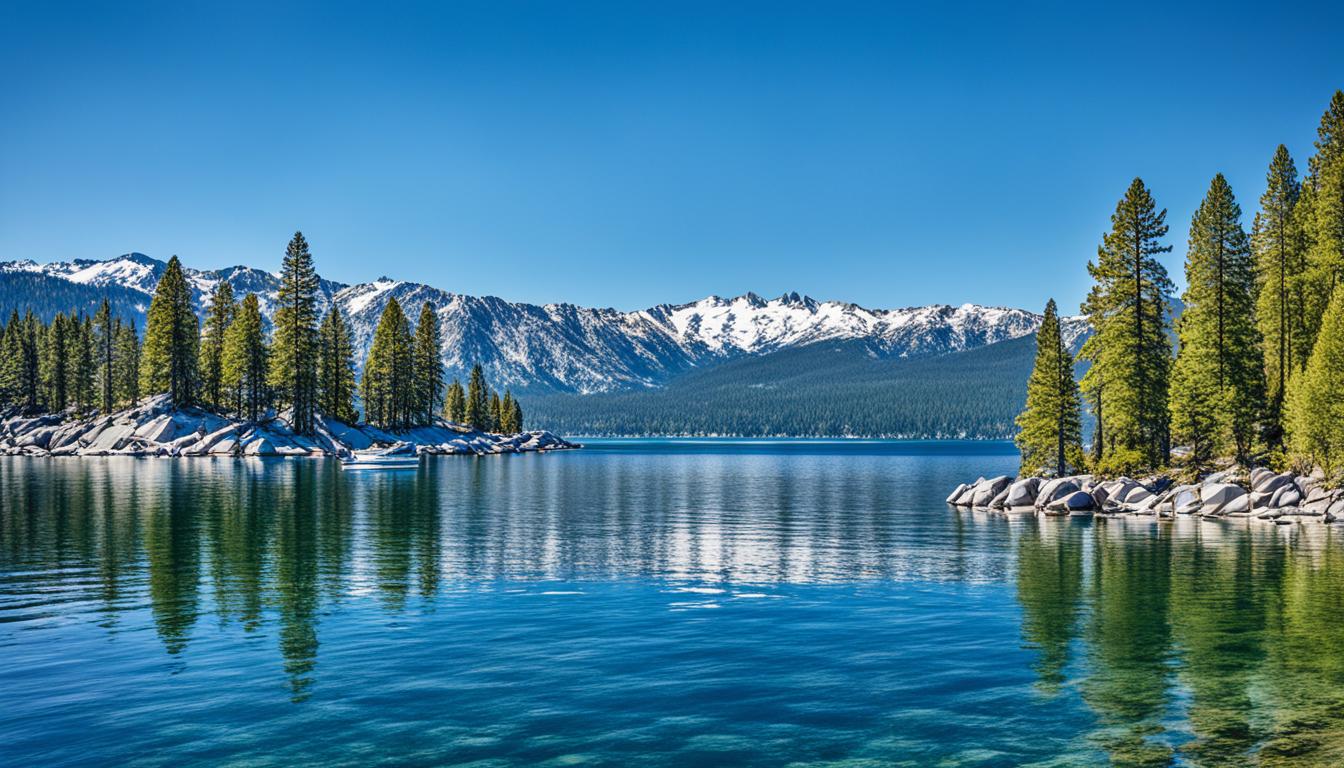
[1,394,579,459]
[947,470,1344,523]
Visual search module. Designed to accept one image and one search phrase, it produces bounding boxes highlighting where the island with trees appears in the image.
[951,89,1344,521]
[0,233,574,457]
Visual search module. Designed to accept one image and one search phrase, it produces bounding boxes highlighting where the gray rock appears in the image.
[1200,483,1246,514]
[1005,478,1040,507]
[1037,478,1081,507]
[1047,490,1096,512]
[1269,484,1302,509]
[946,483,969,505]
[972,476,1013,507]
[988,487,1010,509]
[243,437,276,456]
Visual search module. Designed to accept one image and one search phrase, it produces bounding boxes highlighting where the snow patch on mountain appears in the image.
[2,253,1088,394]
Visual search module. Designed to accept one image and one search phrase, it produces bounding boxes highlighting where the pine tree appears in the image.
[500,390,518,433]
[269,232,320,433]
[464,364,488,431]
[1169,174,1264,463]
[1253,145,1308,446]
[198,281,236,411]
[510,395,524,433]
[1300,91,1344,355]
[412,301,444,425]
[93,300,118,413]
[20,311,42,410]
[1288,287,1344,479]
[223,293,270,421]
[71,315,95,414]
[1080,178,1175,473]
[489,390,502,432]
[1015,300,1083,476]
[43,313,69,412]
[444,378,466,424]
[0,310,21,407]
[114,321,141,408]
[361,297,413,429]
[316,305,358,423]
[140,255,199,405]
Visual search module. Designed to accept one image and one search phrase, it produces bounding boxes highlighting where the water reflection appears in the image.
[8,452,1344,763]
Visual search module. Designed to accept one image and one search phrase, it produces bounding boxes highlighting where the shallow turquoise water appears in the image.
[4,440,1344,766]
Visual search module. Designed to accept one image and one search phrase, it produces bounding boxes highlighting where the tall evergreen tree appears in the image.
[464,364,488,431]
[444,378,466,424]
[43,313,70,412]
[1169,174,1264,463]
[510,395,524,433]
[361,297,413,429]
[489,390,502,432]
[114,321,140,408]
[198,281,236,411]
[71,315,95,413]
[316,305,358,423]
[500,390,518,433]
[222,293,270,421]
[20,311,42,410]
[1300,91,1344,355]
[269,232,320,433]
[0,310,21,407]
[140,255,199,404]
[1253,145,1308,446]
[1015,300,1083,476]
[412,301,444,425]
[93,299,117,413]
[1080,178,1175,472]
[1288,287,1344,479]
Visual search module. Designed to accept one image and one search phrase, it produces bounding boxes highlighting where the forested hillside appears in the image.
[526,335,1044,437]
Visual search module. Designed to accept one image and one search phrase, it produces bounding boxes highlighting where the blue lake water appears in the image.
[4,439,1344,766]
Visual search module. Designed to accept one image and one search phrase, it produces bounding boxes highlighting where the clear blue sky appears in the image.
[2,1,1341,312]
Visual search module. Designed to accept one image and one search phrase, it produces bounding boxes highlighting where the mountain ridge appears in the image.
[1,252,1088,396]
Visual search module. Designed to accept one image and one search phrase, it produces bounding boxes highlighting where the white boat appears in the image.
[341,444,421,469]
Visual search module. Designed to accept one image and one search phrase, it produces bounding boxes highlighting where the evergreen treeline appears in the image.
[526,336,1045,438]
[1,234,527,436]
[1018,89,1344,480]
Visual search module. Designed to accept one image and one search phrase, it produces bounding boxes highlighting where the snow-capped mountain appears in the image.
[1,253,1086,394]
[0,253,346,320]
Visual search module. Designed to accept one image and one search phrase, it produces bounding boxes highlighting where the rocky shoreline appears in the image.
[947,469,1344,523]
[0,395,578,458]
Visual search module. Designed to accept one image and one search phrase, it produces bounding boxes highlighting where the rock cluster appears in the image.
[0,395,578,458]
[947,468,1344,522]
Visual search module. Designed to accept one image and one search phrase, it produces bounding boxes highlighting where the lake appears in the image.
[3,439,1344,766]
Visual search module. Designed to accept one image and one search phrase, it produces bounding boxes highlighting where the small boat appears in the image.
[341,443,421,469]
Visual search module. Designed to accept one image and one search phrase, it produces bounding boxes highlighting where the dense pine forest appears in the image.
[526,336,1051,437]
[1017,89,1344,481]
[0,233,524,436]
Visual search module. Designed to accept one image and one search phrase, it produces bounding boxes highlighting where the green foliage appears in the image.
[0,311,20,406]
[1288,288,1344,480]
[443,378,466,424]
[222,294,270,421]
[526,336,1048,437]
[317,306,358,423]
[499,390,520,433]
[140,255,198,405]
[464,364,489,431]
[489,391,502,432]
[93,300,117,413]
[1170,174,1264,464]
[1080,178,1174,471]
[198,281,236,411]
[269,232,320,433]
[412,302,444,425]
[42,313,71,412]
[1300,91,1344,356]
[361,297,414,429]
[114,320,140,408]
[1015,299,1083,476]
[1253,145,1308,446]
[71,315,94,413]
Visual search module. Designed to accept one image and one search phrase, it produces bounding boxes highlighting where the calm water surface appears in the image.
[4,439,1344,766]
